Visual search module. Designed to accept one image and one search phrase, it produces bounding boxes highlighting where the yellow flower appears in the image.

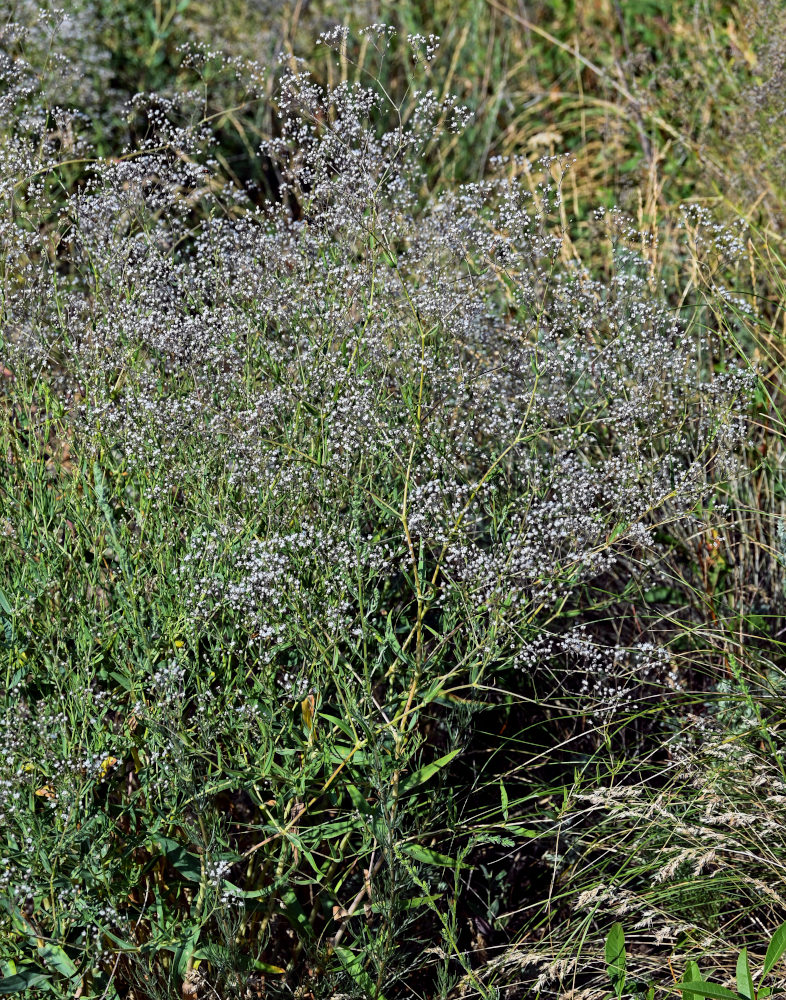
[99,756,119,780]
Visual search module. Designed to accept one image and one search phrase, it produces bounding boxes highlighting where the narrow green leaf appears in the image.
[95,926,138,953]
[736,949,753,999]
[394,893,445,911]
[503,823,539,837]
[192,943,285,974]
[500,781,509,822]
[763,920,786,977]
[282,832,320,875]
[92,462,107,509]
[334,946,387,1000]
[400,843,466,868]
[319,713,357,741]
[384,613,407,662]
[419,677,449,706]
[396,749,460,797]
[318,817,364,839]
[680,983,741,1000]
[109,670,134,692]
[219,880,276,900]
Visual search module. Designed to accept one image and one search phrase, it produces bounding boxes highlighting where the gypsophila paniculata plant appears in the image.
[0,11,778,1000]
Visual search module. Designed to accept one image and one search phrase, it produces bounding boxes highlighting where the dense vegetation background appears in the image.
[2,1,786,998]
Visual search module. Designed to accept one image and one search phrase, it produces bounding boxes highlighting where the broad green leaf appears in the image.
[0,589,12,617]
[682,960,703,1000]
[396,749,460,797]
[175,925,202,979]
[282,888,312,939]
[605,922,626,980]
[346,783,374,815]
[37,942,79,982]
[680,983,741,1000]
[608,521,630,543]
[320,713,360,740]
[736,949,753,999]
[318,817,364,839]
[0,970,50,994]
[152,836,202,882]
[1,902,79,986]
[0,604,12,647]
[764,920,786,977]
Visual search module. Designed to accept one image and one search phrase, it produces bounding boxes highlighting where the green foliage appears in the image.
[605,923,627,998]
[602,922,786,1000]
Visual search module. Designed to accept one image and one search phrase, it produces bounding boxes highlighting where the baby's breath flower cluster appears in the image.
[2,62,750,683]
